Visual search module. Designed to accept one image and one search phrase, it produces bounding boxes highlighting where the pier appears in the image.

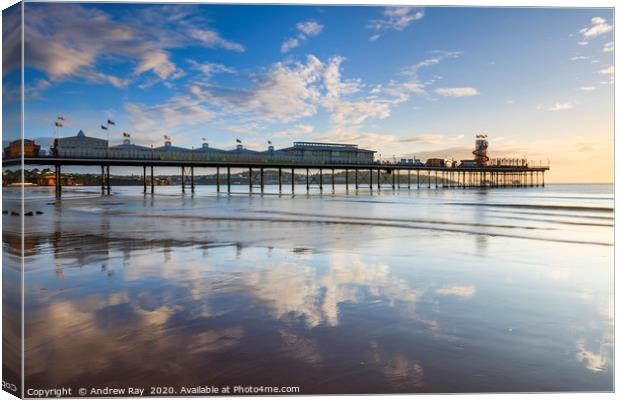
[5,156,549,198]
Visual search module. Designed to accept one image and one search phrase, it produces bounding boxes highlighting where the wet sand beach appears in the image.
[3,184,613,393]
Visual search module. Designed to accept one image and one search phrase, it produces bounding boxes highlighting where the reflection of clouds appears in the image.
[576,337,612,372]
[434,285,476,298]
[574,293,613,373]
[245,254,422,328]
[368,342,424,388]
[599,294,613,321]
[246,263,322,326]
[193,328,244,353]
[383,354,424,386]
[24,293,244,386]
[279,329,322,365]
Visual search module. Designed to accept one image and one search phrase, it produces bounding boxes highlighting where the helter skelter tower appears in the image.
[472,134,489,166]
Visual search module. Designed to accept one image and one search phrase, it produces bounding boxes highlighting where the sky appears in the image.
[5,3,615,182]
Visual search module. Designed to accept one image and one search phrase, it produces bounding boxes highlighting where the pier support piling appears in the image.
[248,168,252,193]
[291,168,295,193]
[142,165,147,194]
[55,165,62,198]
[106,165,111,194]
[278,168,282,193]
[150,166,154,194]
[101,165,106,194]
[181,166,185,194]
[191,166,195,193]
[227,167,231,193]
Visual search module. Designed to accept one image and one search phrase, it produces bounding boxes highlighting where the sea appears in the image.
[2,183,614,394]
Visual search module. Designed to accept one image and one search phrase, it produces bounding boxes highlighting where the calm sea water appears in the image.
[3,183,614,393]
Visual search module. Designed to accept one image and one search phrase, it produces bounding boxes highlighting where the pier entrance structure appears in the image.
[4,133,549,197]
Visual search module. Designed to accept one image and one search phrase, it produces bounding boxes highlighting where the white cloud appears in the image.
[603,42,614,53]
[125,92,215,144]
[399,135,443,145]
[369,34,381,42]
[187,60,234,80]
[296,21,323,37]
[578,41,589,46]
[192,55,324,124]
[24,5,132,85]
[400,82,426,95]
[280,37,301,53]
[25,78,52,99]
[580,17,612,38]
[548,102,575,111]
[401,51,462,81]
[434,87,479,97]
[126,53,414,141]
[280,20,323,53]
[134,50,183,80]
[21,4,245,90]
[272,124,314,139]
[571,56,589,61]
[369,7,424,32]
[320,57,398,129]
[599,66,614,75]
[580,86,596,91]
[123,50,467,148]
[188,28,245,52]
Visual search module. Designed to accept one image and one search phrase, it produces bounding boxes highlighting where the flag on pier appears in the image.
[164,135,171,140]
[123,132,131,138]
[107,119,116,125]
[57,116,65,121]
[202,137,207,142]
[101,125,108,130]
[268,140,272,145]
[236,138,242,143]
[54,122,63,127]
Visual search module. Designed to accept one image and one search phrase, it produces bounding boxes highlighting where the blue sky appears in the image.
[10,3,615,181]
